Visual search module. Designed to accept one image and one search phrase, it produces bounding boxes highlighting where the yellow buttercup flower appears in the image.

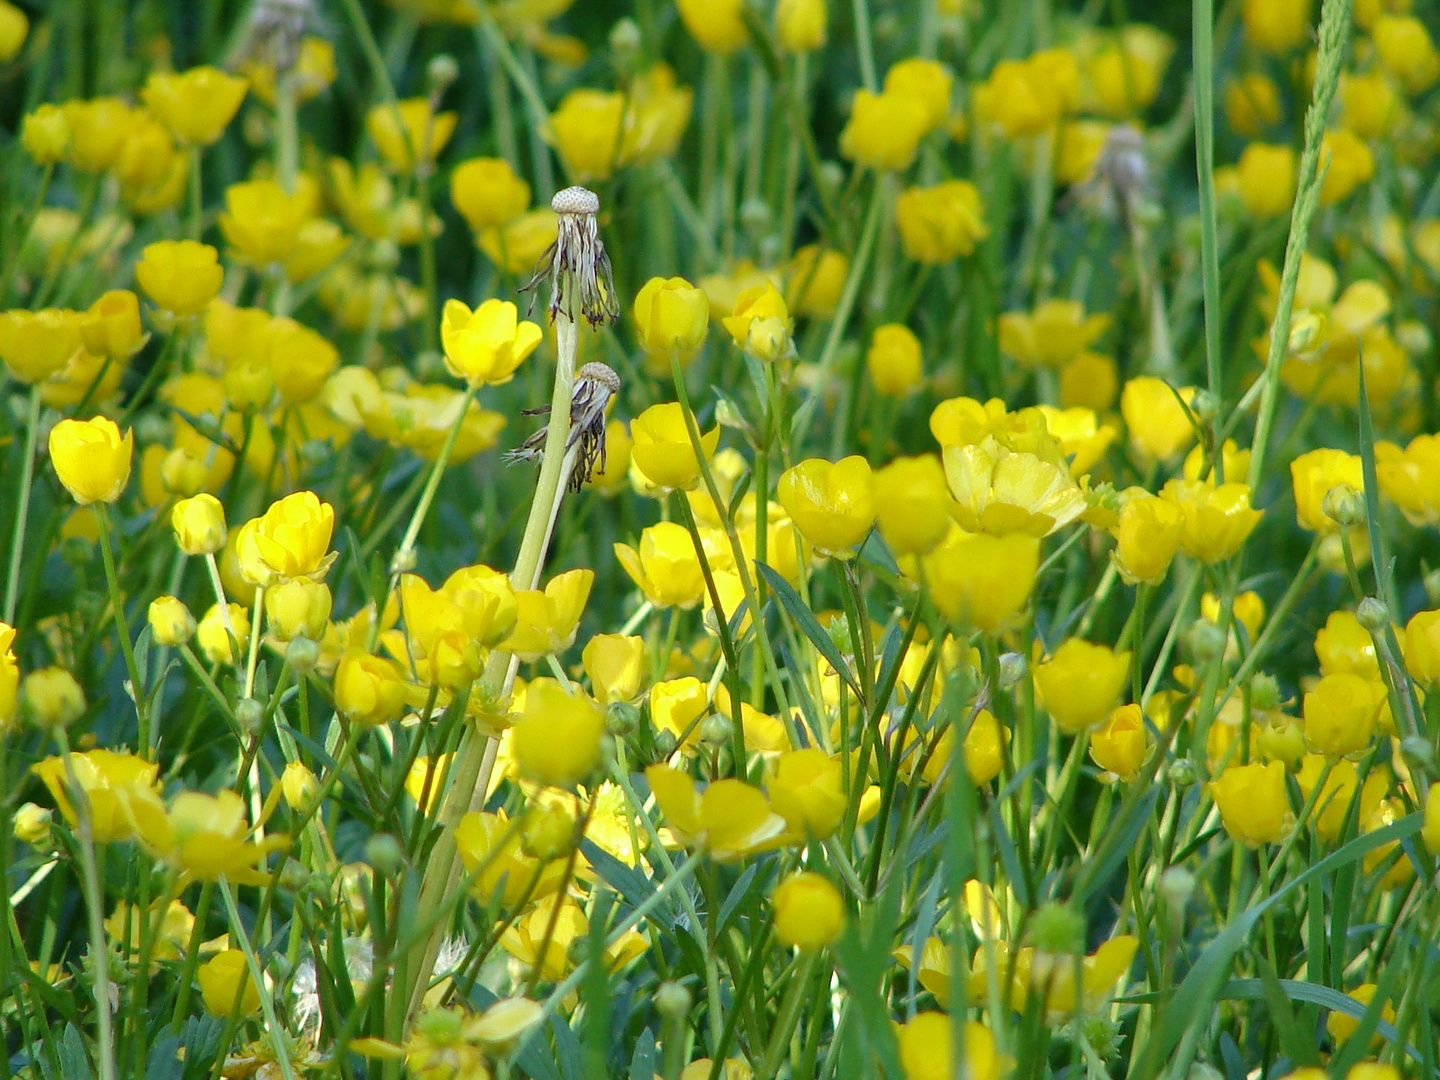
[197,602,250,665]
[905,524,1039,632]
[1317,129,1374,205]
[135,240,225,316]
[366,98,457,172]
[722,282,792,361]
[62,98,135,172]
[47,417,133,505]
[19,667,85,730]
[866,323,924,396]
[614,521,707,609]
[141,66,249,145]
[839,89,929,171]
[973,52,1077,137]
[512,678,605,788]
[268,318,340,405]
[171,494,228,557]
[334,650,408,726]
[0,2,27,63]
[1161,479,1263,563]
[1033,405,1116,477]
[455,809,569,907]
[943,439,1086,538]
[130,786,288,883]
[1109,490,1184,585]
[1242,0,1312,53]
[772,872,845,949]
[1290,448,1364,533]
[1315,610,1381,679]
[1302,673,1385,758]
[398,576,482,686]
[767,748,846,841]
[1340,72,1401,138]
[218,179,309,265]
[235,491,337,586]
[873,455,952,558]
[998,299,1110,369]
[583,634,646,704]
[1236,142,1297,218]
[1403,610,1440,684]
[0,623,18,728]
[549,89,625,182]
[898,1014,1006,1080]
[786,244,848,318]
[265,578,332,642]
[242,35,336,106]
[634,276,709,356]
[1090,704,1151,780]
[440,298,543,386]
[650,676,709,751]
[285,219,351,284]
[775,0,826,52]
[1082,24,1175,117]
[504,568,593,660]
[645,764,786,861]
[1121,377,1197,460]
[450,157,530,231]
[1373,14,1440,94]
[479,207,559,273]
[1423,786,1440,855]
[629,402,720,492]
[442,563,519,649]
[894,180,989,264]
[1060,351,1118,412]
[79,290,145,360]
[0,308,83,384]
[1225,73,1282,136]
[1034,639,1131,735]
[21,103,70,164]
[1376,434,1440,525]
[1210,761,1291,846]
[676,0,748,53]
[198,950,261,1018]
[884,58,953,133]
[31,749,159,843]
[777,456,876,557]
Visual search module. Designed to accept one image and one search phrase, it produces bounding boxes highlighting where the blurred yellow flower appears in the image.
[243,35,336,106]
[1121,377,1197,460]
[19,667,85,729]
[197,602,250,665]
[775,0,826,52]
[62,98,134,172]
[676,0,748,53]
[148,596,196,647]
[1236,142,1297,218]
[549,89,625,182]
[198,950,261,1018]
[1403,610,1440,684]
[645,765,786,860]
[1162,478,1263,563]
[898,1014,1005,1080]
[21,103,69,164]
[1303,673,1385,758]
[999,299,1110,369]
[1210,760,1291,845]
[504,568,593,660]
[135,240,225,316]
[873,455,952,557]
[895,180,988,263]
[767,748,846,841]
[1340,71,1401,138]
[1318,129,1375,205]
[366,98,457,172]
[451,157,530,231]
[884,58,954,133]
[79,290,144,360]
[1225,73,1282,136]
[1373,14,1440,94]
[1290,448,1363,533]
[455,809,569,907]
[0,1,26,62]
[141,66,248,145]
[777,456,876,556]
[0,308,83,384]
[722,282,792,361]
[787,244,848,318]
[479,208,559,273]
[906,525,1039,632]
[1082,25,1175,117]
[973,52,1077,137]
[218,179,309,265]
[440,298,543,386]
[1035,639,1131,735]
[512,678,605,788]
[867,323,924,396]
[1242,0,1312,54]
[31,749,159,843]
[48,417,133,505]
[630,402,719,492]
[840,89,929,171]
[650,676,709,751]
[772,872,845,949]
[1375,433,1440,525]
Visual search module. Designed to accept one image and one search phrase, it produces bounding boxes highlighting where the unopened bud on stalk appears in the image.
[20,667,85,730]
[389,547,417,575]
[1167,757,1199,787]
[653,728,678,758]
[609,18,642,67]
[1356,597,1390,632]
[739,198,773,236]
[13,803,52,847]
[815,160,845,201]
[1157,866,1195,932]
[1028,901,1086,957]
[286,635,320,673]
[1322,484,1366,528]
[701,713,733,745]
[1425,569,1440,608]
[365,833,404,875]
[1249,672,1281,712]
[1185,619,1227,664]
[427,54,459,95]
[277,859,310,894]
[606,701,640,736]
[236,697,264,734]
[654,981,692,1019]
[998,651,1028,687]
[1187,389,1218,422]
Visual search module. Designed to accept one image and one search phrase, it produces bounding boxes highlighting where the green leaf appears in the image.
[630,1029,658,1080]
[756,560,861,697]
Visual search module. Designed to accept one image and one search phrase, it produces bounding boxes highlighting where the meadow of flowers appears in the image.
[1,0,1439,1077]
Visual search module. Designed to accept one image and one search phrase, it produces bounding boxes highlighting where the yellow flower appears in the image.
[243,35,336,106]
[634,276,709,356]
[450,157,530,231]
[1034,639,1131,735]
[549,89,625,182]
[268,318,340,405]
[894,179,988,263]
[1034,405,1117,477]
[512,678,605,788]
[1161,479,1263,563]
[504,568,593,660]
[79,290,144,360]
[1110,490,1184,585]
[499,895,588,980]
[1121,377,1196,459]
[839,89,929,171]
[1404,610,1440,684]
[21,103,70,164]
[884,58,954,134]
[873,455,952,557]
[135,240,225,316]
[943,439,1086,538]
[786,244,848,318]
[478,207,559,274]
[1060,351,1118,411]
[218,179,309,265]
[440,298,543,386]
[1090,704,1150,780]
[47,417,133,505]
[1083,25,1175,117]
[645,765,786,861]
[0,308,83,384]
[1318,129,1375,205]
[171,493,227,556]
[676,0,748,53]
[31,749,159,843]
[455,809,569,907]
[767,749,846,841]
[866,323,923,396]
[366,98,457,172]
[906,525,1039,633]
[1374,14,1440,94]
[141,66,248,145]
[1315,610,1381,679]
[198,603,250,665]
[148,596,196,647]
[1340,71,1401,138]
[583,634,646,704]
[1226,73,1282,136]
[998,299,1110,369]
[1422,785,1440,855]
[61,97,135,171]
[19,667,86,729]
[1326,984,1397,1049]
[265,578,332,642]
[0,2,27,62]
[1210,760,1291,846]
[630,402,720,492]
[235,491,336,587]
[614,521,707,609]
[1290,448,1364,533]
[284,219,350,283]
[334,650,408,726]
[1375,433,1440,525]
[721,282,792,361]
[1243,0,1312,53]
[777,456,876,557]
[281,762,320,814]
[650,676,709,751]
[1236,142,1297,218]
[0,623,18,728]
[401,574,481,686]
[973,54,1074,137]
[131,787,288,883]
[898,1014,1005,1080]
[772,872,845,949]
[443,563,519,648]
[1303,673,1385,758]
[775,0,826,51]
[198,950,261,1018]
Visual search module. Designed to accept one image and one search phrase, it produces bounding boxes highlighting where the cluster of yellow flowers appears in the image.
[4,0,1440,1079]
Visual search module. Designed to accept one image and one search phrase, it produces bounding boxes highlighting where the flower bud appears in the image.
[1250,672,1281,713]
[606,701,641,736]
[21,104,70,165]
[1321,483,1366,528]
[235,696,264,735]
[148,595,196,646]
[654,981,692,1019]
[172,494,228,556]
[365,832,404,875]
[701,713,733,745]
[609,18,642,65]
[1027,901,1086,956]
[1167,757,1199,787]
[159,448,209,498]
[1355,597,1389,632]
[1425,570,1440,609]
[998,651,1028,688]
[281,761,320,814]
[772,872,845,949]
[47,417,133,505]
[14,802,53,847]
[1185,619,1227,664]
[427,54,459,94]
[277,859,310,894]
[265,577,332,642]
[652,728,679,758]
[286,636,321,673]
[21,667,86,729]
[1157,866,1195,915]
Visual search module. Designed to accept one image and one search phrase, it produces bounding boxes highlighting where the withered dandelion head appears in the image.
[523,185,621,327]
[504,361,622,491]
[243,0,316,74]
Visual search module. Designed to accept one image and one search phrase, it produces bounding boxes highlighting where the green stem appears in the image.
[851,0,878,92]
[3,385,41,625]
[96,504,151,757]
[0,162,54,305]
[217,878,298,1080]
[391,384,480,571]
